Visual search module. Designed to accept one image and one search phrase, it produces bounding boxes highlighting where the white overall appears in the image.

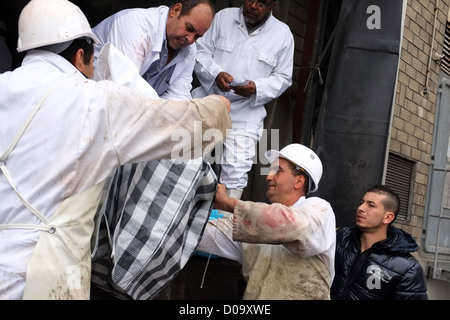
[0,83,104,299]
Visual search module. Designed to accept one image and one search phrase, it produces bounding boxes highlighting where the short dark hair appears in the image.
[173,0,215,16]
[286,160,310,194]
[366,185,400,224]
[59,37,94,65]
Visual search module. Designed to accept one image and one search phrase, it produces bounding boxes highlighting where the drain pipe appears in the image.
[423,0,441,95]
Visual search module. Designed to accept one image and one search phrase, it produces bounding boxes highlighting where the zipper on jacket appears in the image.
[342,249,369,298]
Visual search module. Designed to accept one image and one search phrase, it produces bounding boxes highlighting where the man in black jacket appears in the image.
[331,185,428,300]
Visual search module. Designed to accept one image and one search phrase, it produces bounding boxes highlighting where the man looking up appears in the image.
[196,144,336,299]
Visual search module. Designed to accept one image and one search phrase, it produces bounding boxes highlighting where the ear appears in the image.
[72,48,85,70]
[169,3,182,18]
[383,211,395,225]
[293,175,304,191]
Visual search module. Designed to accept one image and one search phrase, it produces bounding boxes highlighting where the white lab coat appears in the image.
[92,6,195,101]
[192,7,294,189]
[0,50,230,299]
[193,7,294,137]
[196,196,336,300]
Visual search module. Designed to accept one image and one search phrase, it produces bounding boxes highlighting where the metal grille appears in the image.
[385,153,414,221]
[442,20,450,75]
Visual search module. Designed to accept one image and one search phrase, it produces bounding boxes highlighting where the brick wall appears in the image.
[391,0,448,261]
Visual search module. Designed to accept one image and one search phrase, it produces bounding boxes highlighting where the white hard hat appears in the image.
[265,143,323,193]
[17,0,98,52]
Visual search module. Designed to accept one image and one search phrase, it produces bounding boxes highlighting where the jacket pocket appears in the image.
[258,51,277,68]
[215,38,234,53]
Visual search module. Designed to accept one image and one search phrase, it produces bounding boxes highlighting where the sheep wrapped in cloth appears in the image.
[91,159,217,300]
[90,43,225,300]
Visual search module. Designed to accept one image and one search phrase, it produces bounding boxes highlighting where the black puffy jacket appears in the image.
[331,226,428,300]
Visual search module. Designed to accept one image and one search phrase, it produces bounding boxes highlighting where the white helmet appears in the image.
[265,143,323,193]
[17,0,98,52]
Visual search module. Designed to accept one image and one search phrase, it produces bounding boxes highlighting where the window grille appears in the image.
[442,20,450,75]
[385,153,414,221]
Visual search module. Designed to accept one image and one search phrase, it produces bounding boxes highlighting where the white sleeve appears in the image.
[193,17,223,93]
[196,216,243,264]
[160,57,194,101]
[94,43,159,99]
[233,197,336,259]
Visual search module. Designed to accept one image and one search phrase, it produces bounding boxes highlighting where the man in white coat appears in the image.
[0,0,230,300]
[92,0,215,100]
[192,0,294,201]
[196,144,336,299]
[90,5,218,298]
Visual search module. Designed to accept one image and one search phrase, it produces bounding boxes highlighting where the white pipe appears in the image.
[424,0,440,95]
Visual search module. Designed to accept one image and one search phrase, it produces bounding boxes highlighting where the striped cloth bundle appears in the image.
[91,159,217,300]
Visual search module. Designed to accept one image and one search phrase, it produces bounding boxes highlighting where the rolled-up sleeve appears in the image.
[233,197,336,258]
[104,82,232,165]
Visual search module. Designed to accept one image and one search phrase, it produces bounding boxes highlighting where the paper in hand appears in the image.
[229,80,250,87]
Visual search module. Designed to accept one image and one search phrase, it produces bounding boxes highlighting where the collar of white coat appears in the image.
[151,6,168,55]
[235,6,275,33]
[292,196,306,208]
[23,49,88,79]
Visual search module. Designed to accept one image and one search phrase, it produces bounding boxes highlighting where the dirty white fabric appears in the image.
[192,7,294,189]
[197,196,336,300]
[196,215,242,263]
[22,182,105,300]
[94,42,158,99]
[0,49,230,299]
[92,42,222,300]
[93,6,195,100]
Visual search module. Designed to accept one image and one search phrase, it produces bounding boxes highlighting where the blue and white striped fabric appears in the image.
[91,159,217,300]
